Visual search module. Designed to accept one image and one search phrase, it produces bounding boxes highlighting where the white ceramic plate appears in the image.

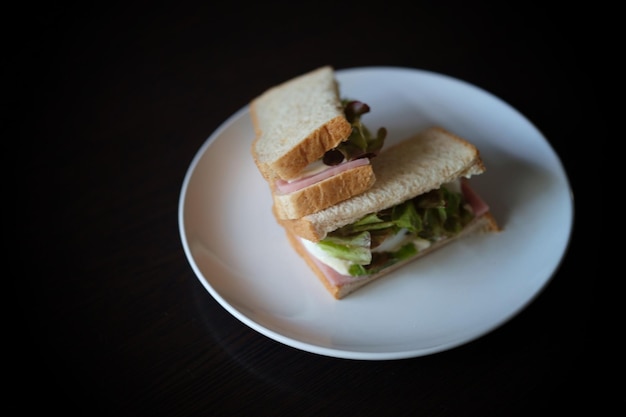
[178,67,573,360]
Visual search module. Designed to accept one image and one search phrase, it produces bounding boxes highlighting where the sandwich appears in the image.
[276,127,500,299]
[250,65,387,219]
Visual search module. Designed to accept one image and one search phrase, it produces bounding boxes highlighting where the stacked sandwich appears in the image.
[250,66,499,299]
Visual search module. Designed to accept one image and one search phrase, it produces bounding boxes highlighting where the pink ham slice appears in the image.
[461,178,490,217]
[310,255,364,287]
[274,158,371,195]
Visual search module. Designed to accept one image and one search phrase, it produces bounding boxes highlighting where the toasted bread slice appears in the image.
[250,66,352,181]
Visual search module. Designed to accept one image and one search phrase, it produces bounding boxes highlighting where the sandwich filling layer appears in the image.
[299,178,489,285]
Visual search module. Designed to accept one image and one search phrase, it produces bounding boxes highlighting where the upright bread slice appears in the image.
[250,66,353,181]
[276,127,487,242]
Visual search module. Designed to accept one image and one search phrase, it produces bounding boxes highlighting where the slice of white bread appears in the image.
[250,66,353,181]
[277,126,490,242]
[284,212,499,299]
[271,163,375,219]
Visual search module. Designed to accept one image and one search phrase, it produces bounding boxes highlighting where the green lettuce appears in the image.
[316,185,474,276]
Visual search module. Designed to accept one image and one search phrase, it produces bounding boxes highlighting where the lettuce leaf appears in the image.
[317,231,372,264]
[323,100,387,165]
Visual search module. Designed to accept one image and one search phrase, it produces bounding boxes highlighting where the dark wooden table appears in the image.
[15,3,607,416]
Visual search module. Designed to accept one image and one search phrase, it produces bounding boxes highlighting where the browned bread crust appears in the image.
[272,164,375,219]
[250,115,352,181]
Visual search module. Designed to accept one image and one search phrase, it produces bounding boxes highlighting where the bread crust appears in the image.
[284,212,500,299]
[272,164,375,219]
[250,66,352,181]
[251,115,352,181]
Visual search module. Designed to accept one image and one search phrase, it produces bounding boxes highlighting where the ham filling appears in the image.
[274,158,370,195]
[461,178,489,217]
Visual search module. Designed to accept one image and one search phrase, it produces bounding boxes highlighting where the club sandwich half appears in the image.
[250,66,386,219]
[276,126,500,299]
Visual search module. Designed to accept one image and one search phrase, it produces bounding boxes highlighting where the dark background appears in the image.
[14,2,608,416]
